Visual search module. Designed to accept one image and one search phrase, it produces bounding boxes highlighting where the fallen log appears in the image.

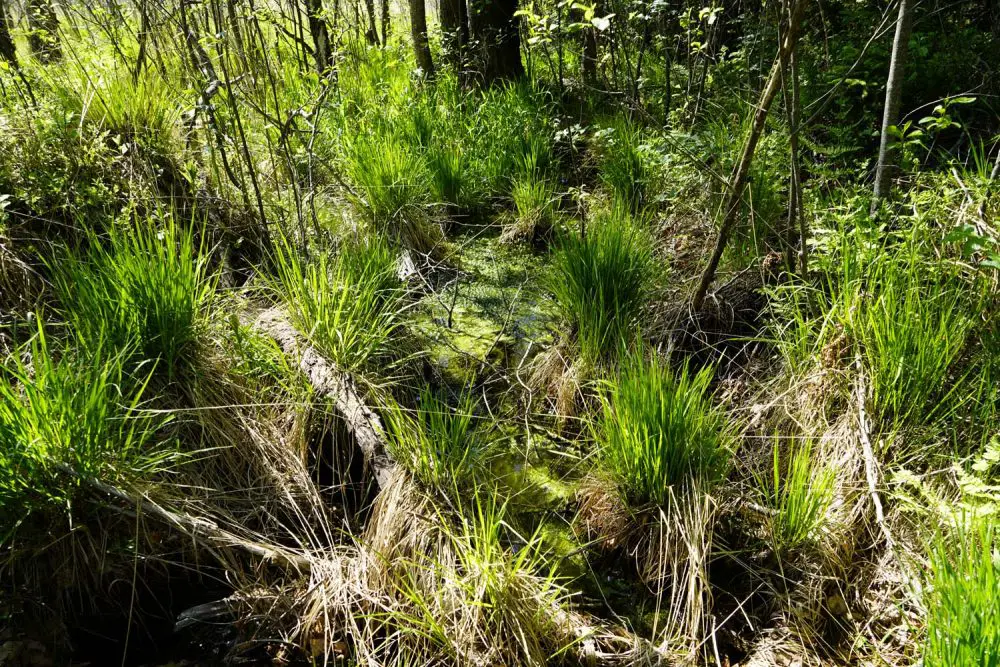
[253,307,397,489]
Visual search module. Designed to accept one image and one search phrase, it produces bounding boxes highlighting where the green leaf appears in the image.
[592,15,612,31]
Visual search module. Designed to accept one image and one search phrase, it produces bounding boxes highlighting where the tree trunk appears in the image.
[409,0,434,76]
[305,0,332,73]
[871,0,914,213]
[363,0,379,44]
[468,0,523,83]
[381,0,390,45]
[692,0,806,311]
[0,0,18,67]
[27,0,61,62]
[580,3,597,85]
[781,13,806,275]
[440,0,468,70]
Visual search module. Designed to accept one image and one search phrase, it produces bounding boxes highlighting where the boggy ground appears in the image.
[1,16,999,667]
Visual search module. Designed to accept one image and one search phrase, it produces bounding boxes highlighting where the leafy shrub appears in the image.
[598,354,731,506]
[550,208,656,364]
[0,107,120,224]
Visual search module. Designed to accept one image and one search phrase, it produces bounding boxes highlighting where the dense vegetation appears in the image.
[0,0,998,664]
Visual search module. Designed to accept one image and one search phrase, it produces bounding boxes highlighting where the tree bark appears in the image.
[0,0,18,67]
[871,0,914,213]
[409,0,435,76]
[468,0,523,83]
[440,0,468,70]
[363,0,379,44]
[781,15,806,275]
[692,0,806,311]
[27,0,61,62]
[380,0,390,45]
[580,3,598,85]
[305,0,332,73]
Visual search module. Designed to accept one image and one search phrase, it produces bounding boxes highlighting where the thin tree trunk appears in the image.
[468,0,523,82]
[133,0,151,81]
[790,45,807,275]
[27,0,61,62]
[440,0,467,70]
[581,4,597,85]
[305,0,332,73]
[0,0,18,67]
[692,0,806,311]
[781,14,806,275]
[381,0,389,45]
[409,0,434,76]
[871,0,914,213]
[363,0,379,43]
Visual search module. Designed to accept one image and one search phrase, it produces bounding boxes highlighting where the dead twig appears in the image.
[855,357,895,551]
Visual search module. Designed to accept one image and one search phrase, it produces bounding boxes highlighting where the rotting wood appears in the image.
[253,307,397,489]
[249,309,672,665]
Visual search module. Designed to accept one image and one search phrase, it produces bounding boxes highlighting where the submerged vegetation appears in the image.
[0,0,999,664]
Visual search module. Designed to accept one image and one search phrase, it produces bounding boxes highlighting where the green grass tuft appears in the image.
[273,234,402,372]
[0,325,173,529]
[384,389,496,489]
[597,121,655,214]
[598,353,731,506]
[924,519,1000,667]
[52,220,212,379]
[550,208,656,364]
[758,436,835,553]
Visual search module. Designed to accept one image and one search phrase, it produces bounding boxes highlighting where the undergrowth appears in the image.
[598,352,731,506]
[273,233,402,372]
[550,207,657,364]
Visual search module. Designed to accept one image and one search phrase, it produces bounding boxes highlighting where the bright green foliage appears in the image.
[52,221,212,379]
[760,437,835,553]
[924,520,1000,667]
[507,175,558,242]
[273,234,401,372]
[0,106,120,223]
[836,233,982,430]
[387,490,567,665]
[550,208,656,364]
[466,82,555,195]
[0,327,172,530]
[599,354,731,506]
[385,389,496,489]
[48,62,182,156]
[597,121,654,214]
[427,141,472,211]
[344,133,432,225]
[447,493,564,660]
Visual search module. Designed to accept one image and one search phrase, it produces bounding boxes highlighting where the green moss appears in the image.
[411,233,559,385]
